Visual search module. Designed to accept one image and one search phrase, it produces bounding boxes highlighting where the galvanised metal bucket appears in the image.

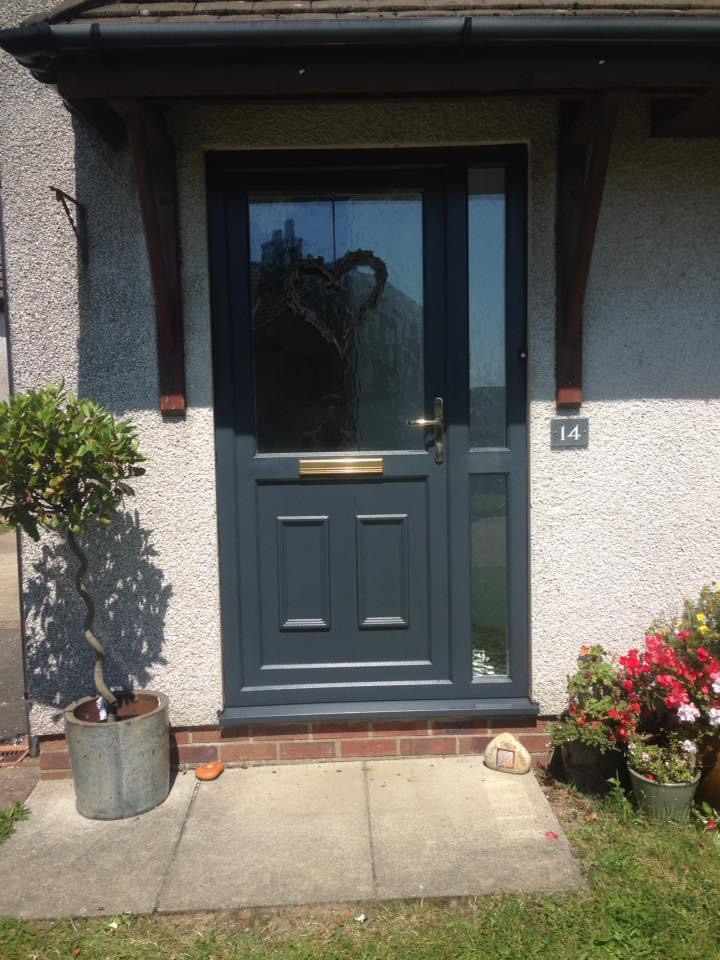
[65,690,170,820]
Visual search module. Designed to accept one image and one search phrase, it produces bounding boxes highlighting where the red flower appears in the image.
[608,709,620,720]
[646,773,656,781]
[630,702,641,715]
[677,630,693,640]
[623,679,634,692]
[698,647,710,662]
[707,820,718,831]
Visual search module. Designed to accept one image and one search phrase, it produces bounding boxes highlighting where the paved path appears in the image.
[0,756,582,919]
[0,532,26,740]
[0,758,39,807]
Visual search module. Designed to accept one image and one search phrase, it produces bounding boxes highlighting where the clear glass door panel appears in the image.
[468,169,507,449]
[471,474,509,678]
[248,192,425,453]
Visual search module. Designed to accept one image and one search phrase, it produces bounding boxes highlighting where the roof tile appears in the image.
[32,0,720,23]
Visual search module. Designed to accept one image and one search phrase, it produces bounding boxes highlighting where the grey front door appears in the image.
[209,149,529,718]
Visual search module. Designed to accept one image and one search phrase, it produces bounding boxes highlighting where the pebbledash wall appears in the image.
[2,2,720,778]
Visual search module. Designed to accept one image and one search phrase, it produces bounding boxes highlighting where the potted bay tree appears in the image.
[0,383,170,820]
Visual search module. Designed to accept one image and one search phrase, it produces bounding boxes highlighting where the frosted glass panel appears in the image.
[468,169,506,449]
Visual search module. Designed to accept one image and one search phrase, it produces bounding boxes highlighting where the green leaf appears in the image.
[0,384,146,538]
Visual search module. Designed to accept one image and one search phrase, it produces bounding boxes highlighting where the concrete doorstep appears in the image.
[0,756,582,920]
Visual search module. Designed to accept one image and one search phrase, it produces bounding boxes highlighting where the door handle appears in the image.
[407,397,445,464]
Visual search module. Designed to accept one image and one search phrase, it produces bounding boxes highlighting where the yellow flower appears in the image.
[697,613,706,623]
[699,624,710,634]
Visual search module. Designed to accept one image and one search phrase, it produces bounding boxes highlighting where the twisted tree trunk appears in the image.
[67,530,117,720]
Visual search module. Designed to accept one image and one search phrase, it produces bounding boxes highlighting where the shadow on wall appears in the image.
[24,510,171,719]
[74,116,163,415]
[67,107,720,414]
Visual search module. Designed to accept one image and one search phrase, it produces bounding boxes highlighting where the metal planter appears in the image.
[65,690,170,820]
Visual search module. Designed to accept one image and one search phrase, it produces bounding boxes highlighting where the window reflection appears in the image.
[249,194,425,454]
[471,475,508,677]
[468,169,506,449]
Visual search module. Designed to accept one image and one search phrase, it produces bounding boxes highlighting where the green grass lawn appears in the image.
[2,781,720,959]
[0,803,28,844]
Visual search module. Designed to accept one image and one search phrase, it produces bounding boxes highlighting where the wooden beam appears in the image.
[111,100,186,413]
[651,90,720,137]
[560,92,628,146]
[63,98,126,149]
[565,101,617,348]
[556,99,617,409]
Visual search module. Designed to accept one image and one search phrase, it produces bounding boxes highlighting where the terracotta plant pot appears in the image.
[628,766,700,822]
[560,740,625,795]
[65,690,170,820]
[697,737,720,809]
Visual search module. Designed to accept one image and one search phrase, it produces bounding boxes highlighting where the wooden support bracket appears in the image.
[556,99,617,409]
[111,99,186,413]
[651,90,720,137]
[64,98,127,149]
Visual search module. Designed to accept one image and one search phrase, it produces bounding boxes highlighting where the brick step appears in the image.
[38,716,552,780]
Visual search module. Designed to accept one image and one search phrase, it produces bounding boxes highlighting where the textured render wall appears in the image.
[1,6,719,730]
[532,106,720,711]
[138,98,720,717]
[0,0,223,733]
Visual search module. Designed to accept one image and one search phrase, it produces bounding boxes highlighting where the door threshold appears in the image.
[221,697,539,726]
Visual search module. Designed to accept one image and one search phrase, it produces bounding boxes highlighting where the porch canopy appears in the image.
[2,0,720,411]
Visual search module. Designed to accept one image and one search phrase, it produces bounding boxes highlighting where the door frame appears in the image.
[207,146,536,723]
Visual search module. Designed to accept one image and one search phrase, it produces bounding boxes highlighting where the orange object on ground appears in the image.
[195,760,225,781]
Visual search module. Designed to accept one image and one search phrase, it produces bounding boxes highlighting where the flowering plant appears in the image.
[550,645,629,753]
[692,800,720,840]
[618,612,720,746]
[626,733,699,785]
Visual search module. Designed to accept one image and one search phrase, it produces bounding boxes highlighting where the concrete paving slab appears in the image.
[158,763,374,912]
[0,773,196,919]
[0,532,20,627]
[0,532,25,740]
[0,758,40,807]
[0,757,581,919]
[0,627,27,740]
[366,756,582,899]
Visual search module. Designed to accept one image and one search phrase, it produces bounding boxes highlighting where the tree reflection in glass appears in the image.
[249,194,424,454]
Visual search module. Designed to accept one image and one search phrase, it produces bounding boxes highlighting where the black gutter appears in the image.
[6,16,720,52]
[3,16,720,82]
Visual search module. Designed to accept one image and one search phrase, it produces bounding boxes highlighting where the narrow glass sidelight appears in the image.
[468,168,507,450]
[470,475,509,678]
[248,192,425,454]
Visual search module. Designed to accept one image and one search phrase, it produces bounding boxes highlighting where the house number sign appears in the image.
[551,418,589,449]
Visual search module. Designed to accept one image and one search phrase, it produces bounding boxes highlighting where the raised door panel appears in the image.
[252,479,435,684]
[276,516,330,631]
[356,515,410,629]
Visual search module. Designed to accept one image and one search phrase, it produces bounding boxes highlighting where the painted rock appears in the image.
[484,733,531,775]
[195,760,225,781]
